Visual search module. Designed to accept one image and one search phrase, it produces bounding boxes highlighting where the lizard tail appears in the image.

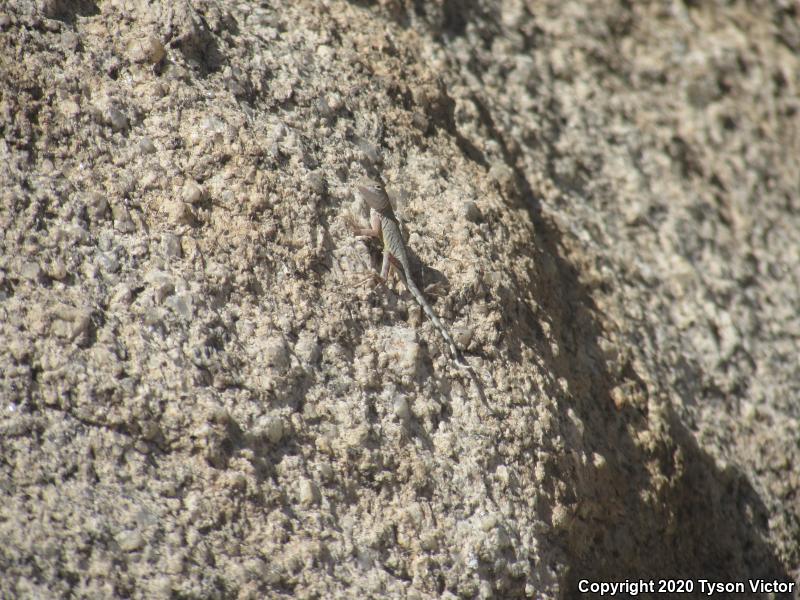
[405,278,469,368]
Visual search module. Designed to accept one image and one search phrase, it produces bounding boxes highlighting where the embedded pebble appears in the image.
[61,30,79,51]
[58,96,80,118]
[393,395,411,422]
[453,326,473,349]
[318,463,334,481]
[166,293,193,319]
[106,107,129,131]
[83,191,108,220]
[165,198,194,225]
[262,416,284,444]
[110,283,132,306]
[386,331,420,376]
[263,336,289,371]
[317,93,341,119]
[162,233,182,259]
[298,479,320,506]
[139,137,157,154]
[70,313,92,341]
[357,138,382,164]
[307,171,326,195]
[117,530,144,552]
[98,232,114,252]
[127,35,166,64]
[111,204,135,233]
[20,261,42,281]
[294,332,320,365]
[146,270,175,303]
[182,180,205,205]
[99,253,120,274]
[462,200,482,223]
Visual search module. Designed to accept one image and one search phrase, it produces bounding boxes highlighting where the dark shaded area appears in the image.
[500,147,789,598]
[40,0,99,22]
[386,2,793,595]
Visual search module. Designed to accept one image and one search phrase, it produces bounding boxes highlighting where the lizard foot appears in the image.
[354,271,386,289]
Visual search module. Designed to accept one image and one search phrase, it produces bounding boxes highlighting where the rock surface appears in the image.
[1,0,798,598]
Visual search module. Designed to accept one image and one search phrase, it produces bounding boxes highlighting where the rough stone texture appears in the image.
[1,0,798,598]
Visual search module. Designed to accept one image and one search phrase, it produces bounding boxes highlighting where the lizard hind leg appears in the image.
[385,252,412,288]
[381,251,391,280]
[386,253,406,284]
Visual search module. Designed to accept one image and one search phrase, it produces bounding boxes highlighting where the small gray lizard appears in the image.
[350,176,467,368]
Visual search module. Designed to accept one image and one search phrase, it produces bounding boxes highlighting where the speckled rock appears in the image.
[1,0,798,598]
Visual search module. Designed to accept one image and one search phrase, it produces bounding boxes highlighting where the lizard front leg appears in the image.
[347,210,389,288]
[346,209,382,239]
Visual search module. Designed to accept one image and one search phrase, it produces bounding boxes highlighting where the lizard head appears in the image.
[356,176,391,211]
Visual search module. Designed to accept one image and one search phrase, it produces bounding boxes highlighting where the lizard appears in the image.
[349,175,468,369]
